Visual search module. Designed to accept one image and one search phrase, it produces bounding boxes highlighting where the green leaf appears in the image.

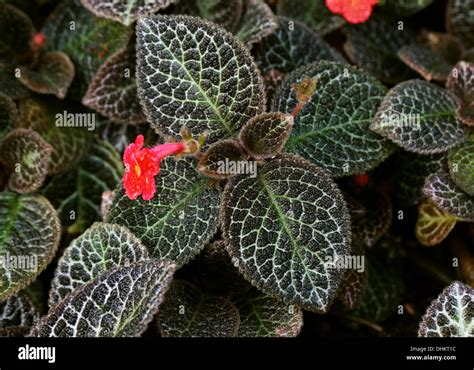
[0,192,61,302]
[276,0,344,36]
[239,112,293,159]
[418,281,473,337]
[0,3,35,68]
[274,61,395,177]
[233,289,303,337]
[0,129,52,193]
[156,280,240,337]
[254,17,345,77]
[19,98,93,174]
[197,240,251,296]
[0,92,19,143]
[83,43,145,124]
[136,15,265,146]
[371,80,468,154]
[423,172,474,221]
[382,0,433,16]
[19,51,75,99]
[447,61,474,126]
[0,292,39,328]
[106,157,221,268]
[448,134,474,196]
[0,71,30,100]
[42,139,123,233]
[81,0,178,26]
[234,0,277,48]
[174,0,243,32]
[446,0,474,47]
[394,151,446,207]
[42,0,132,99]
[416,198,457,246]
[198,140,248,180]
[398,39,462,82]
[221,155,351,312]
[30,260,176,337]
[351,252,404,323]
[343,15,416,84]
[352,189,392,248]
[49,222,149,307]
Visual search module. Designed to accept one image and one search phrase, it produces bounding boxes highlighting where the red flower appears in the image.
[123,135,185,200]
[354,173,369,187]
[326,0,378,24]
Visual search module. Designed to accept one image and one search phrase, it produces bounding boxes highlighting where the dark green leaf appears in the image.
[418,281,473,337]
[448,134,474,195]
[0,193,61,302]
[234,0,277,48]
[30,260,176,337]
[19,51,74,99]
[0,129,52,193]
[49,222,149,306]
[371,80,468,154]
[423,172,474,221]
[156,280,240,337]
[221,155,351,312]
[136,15,265,146]
[106,157,220,268]
[274,61,395,177]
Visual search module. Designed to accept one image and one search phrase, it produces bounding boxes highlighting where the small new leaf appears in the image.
[239,112,293,159]
[416,198,457,246]
[198,140,248,180]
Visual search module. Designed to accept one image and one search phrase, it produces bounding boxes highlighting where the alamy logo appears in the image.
[217,158,257,178]
[18,345,56,363]
[55,110,96,131]
[378,112,420,130]
[325,254,365,273]
[0,252,37,272]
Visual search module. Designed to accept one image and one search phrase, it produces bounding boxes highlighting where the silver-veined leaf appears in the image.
[83,43,145,124]
[136,15,265,146]
[274,61,395,177]
[234,0,277,48]
[447,61,474,125]
[49,222,149,307]
[156,280,240,337]
[0,193,61,302]
[0,292,39,328]
[106,157,221,268]
[446,0,474,47]
[221,155,351,312]
[233,289,303,337]
[418,281,473,337]
[81,0,178,26]
[423,172,474,221]
[30,259,176,337]
[371,80,468,154]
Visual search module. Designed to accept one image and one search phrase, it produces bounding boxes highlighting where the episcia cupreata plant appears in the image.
[0,0,473,338]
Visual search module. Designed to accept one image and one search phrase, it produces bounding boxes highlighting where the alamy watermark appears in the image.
[325,254,365,273]
[0,252,38,272]
[217,158,257,178]
[378,112,421,130]
[55,110,96,131]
